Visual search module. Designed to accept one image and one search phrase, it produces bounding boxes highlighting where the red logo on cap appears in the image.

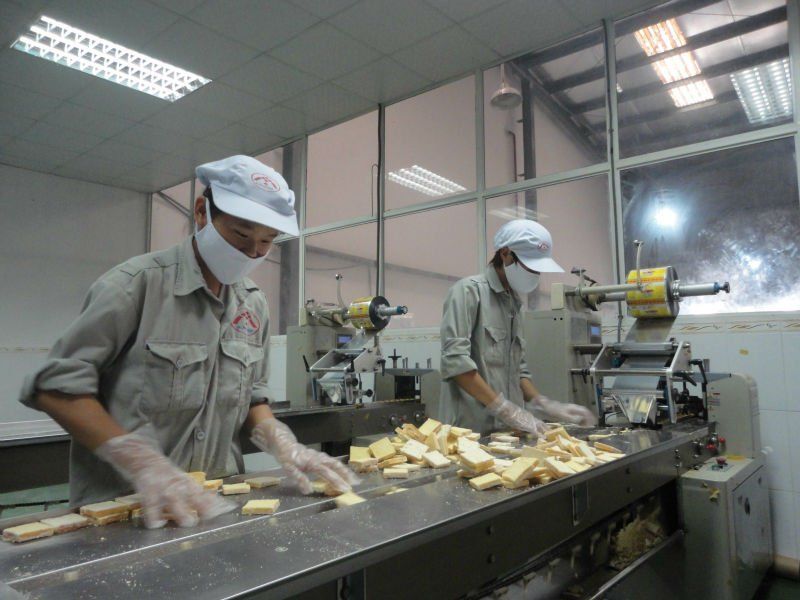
[251,173,280,192]
[537,242,550,251]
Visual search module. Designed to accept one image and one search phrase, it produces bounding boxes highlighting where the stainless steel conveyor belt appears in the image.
[0,421,712,600]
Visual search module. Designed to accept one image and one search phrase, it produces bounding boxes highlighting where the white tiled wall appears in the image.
[268,314,800,559]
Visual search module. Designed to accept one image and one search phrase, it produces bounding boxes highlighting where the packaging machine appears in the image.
[282,274,430,454]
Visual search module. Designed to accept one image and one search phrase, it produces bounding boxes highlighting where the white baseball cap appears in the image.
[493,219,564,273]
[196,155,299,236]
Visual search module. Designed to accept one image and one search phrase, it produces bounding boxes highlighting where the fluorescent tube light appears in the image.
[387,165,466,197]
[635,18,714,108]
[650,52,701,84]
[12,15,210,101]
[634,19,687,55]
[730,58,793,124]
[668,80,714,107]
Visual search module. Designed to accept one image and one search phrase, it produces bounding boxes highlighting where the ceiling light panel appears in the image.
[387,165,467,197]
[634,17,714,108]
[12,16,210,101]
[730,58,793,124]
[669,80,714,107]
[634,19,687,56]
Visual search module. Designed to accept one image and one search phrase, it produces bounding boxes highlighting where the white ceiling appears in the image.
[0,0,662,193]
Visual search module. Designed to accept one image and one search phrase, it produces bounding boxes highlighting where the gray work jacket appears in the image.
[439,266,531,433]
[19,237,271,506]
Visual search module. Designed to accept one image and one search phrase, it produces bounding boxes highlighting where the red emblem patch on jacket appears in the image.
[231,309,260,336]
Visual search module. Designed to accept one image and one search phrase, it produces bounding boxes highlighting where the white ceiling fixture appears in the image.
[387,165,466,197]
[11,16,210,102]
[668,80,715,108]
[634,18,714,108]
[730,58,793,124]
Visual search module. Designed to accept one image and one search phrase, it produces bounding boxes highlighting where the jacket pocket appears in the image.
[219,339,264,407]
[144,341,207,411]
[483,325,507,366]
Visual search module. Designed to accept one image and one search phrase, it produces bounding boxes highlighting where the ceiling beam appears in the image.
[546,6,786,94]
[510,62,606,161]
[522,0,719,67]
[572,44,789,114]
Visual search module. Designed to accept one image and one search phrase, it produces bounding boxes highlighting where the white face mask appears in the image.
[504,262,540,294]
[195,201,268,284]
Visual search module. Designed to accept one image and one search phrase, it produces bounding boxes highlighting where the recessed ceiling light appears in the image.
[668,80,714,108]
[730,58,793,124]
[387,165,466,197]
[12,15,210,101]
[635,18,714,108]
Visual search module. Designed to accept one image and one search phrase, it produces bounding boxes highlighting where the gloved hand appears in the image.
[95,432,235,529]
[486,393,547,437]
[251,418,359,495]
[535,396,597,426]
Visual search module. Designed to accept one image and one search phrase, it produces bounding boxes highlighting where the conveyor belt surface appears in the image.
[0,421,709,599]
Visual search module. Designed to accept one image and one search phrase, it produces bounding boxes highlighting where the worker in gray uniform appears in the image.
[439,219,597,435]
[20,155,356,529]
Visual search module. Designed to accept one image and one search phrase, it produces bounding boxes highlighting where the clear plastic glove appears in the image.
[95,432,235,529]
[251,418,359,495]
[535,396,597,426]
[486,393,546,437]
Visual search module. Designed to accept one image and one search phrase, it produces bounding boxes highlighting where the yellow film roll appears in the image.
[348,297,378,330]
[625,267,679,318]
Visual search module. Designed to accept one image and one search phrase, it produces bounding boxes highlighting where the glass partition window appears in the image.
[485,29,607,188]
[486,175,612,311]
[247,239,299,335]
[386,76,476,210]
[306,111,378,228]
[255,146,284,172]
[615,0,791,157]
[384,202,478,328]
[160,180,192,208]
[304,223,378,308]
[151,181,192,252]
[621,138,799,313]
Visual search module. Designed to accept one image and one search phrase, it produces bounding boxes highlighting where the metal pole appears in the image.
[603,18,624,286]
[521,75,537,214]
[189,177,196,230]
[475,68,488,270]
[377,103,386,297]
[145,193,152,252]
[788,0,800,211]
[298,136,309,326]
[280,144,300,333]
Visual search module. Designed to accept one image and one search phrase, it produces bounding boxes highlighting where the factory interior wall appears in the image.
[0,163,148,426]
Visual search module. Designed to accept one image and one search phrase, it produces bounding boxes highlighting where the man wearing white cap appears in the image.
[20,155,356,528]
[439,219,596,435]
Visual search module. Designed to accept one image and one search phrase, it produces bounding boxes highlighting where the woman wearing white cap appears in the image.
[439,219,596,435]
[20,155,356,529]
